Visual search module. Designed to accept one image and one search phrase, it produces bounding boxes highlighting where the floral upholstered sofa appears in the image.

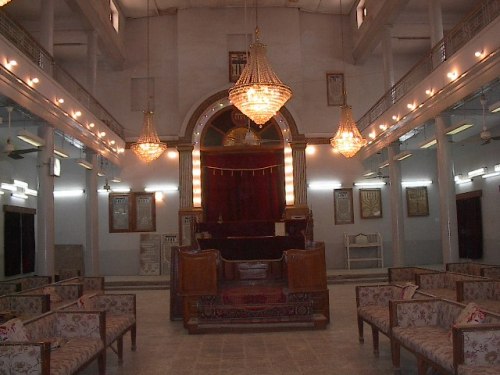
[445,262,500,277]
[19,283,83,310]
[387,266,438,285]
[0,310,106,375]
[0,294,50,322]
[415,271,486,301]
[56,276,105,295]
[62,293,137,363]
[356,283,429,355]
[457,279,500,314]
[389,298,500,375]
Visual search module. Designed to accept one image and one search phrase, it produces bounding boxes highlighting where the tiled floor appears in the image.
[80,283,422,375]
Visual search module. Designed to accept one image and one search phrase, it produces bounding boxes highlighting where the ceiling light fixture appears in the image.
[17,129,45,147]
[419,139,437,149]
[308,181,342,190]
[401,180,432,187]
[76,158,93,170]
[330,0,366,158]
[467,167,486,178]
[131,0,167,163]
[489,100,500,113]
[445,120,474,135]
[394,151,413,161]
[228,0,292,126]
[54,147,69,158]
[353,181,386,187]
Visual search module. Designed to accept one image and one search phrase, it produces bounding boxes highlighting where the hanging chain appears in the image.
[146,0,151,112]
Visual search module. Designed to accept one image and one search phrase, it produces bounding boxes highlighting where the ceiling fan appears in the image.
[366,169,389,180]
[2,106,41,159]
[479,94,500,145]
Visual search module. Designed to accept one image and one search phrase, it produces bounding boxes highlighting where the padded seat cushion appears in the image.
[106,315,135,344]
[49,337,103,375]
[393,326,453,373]
[358,306,390,334]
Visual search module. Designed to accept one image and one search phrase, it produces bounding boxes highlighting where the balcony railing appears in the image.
[0,8,125,139]
[357,0,500,132]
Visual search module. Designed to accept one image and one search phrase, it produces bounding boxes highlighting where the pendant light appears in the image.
[228,0,292,126]
[131,0,167,163]
[330,0,366,158]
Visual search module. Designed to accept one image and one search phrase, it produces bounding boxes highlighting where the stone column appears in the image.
[290,137,308,208]
[428,0,444,47]
[381,25,395,92]
[85,151,100,276]
[40,0,54,55]
[177,144,194,210]
[435,115,459,263]
[87,30,98,96]
[36,125,55,277]
[388,143,405,266]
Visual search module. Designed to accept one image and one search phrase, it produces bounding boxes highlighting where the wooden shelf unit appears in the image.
[344,233,383,269]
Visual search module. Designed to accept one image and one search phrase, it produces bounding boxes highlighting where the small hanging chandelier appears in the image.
[131,0,166,163]
[330,105,367,158]
[330,0,366,158]
[228,2,292,126]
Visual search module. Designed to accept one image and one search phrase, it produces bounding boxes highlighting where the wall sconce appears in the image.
[353,181,386,187]
[467,167,487,178]
[401,180,432,187]
[308,181,342,190]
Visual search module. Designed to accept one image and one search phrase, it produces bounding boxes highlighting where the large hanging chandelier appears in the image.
[330,0,366,158]
[229,27,292,126]
[131,0,166,163]
[330,105,367,158]
[131,111,167,162]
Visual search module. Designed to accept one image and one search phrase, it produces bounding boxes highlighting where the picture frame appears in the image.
[109,192,156,232]
[360,188,382,219]
[229,51,248,83]
[406,186,429,217]
[326,73,345,106]
[334,188,354,225]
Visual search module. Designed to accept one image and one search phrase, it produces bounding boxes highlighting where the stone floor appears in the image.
[79,283,423,375]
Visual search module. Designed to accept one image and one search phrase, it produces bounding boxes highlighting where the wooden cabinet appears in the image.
[344,233,383,269]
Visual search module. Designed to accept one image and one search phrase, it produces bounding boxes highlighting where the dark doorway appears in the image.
[4,205,36,276]
[456,191,483,259]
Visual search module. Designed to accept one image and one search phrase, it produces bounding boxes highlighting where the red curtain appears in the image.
[202,151,285,222]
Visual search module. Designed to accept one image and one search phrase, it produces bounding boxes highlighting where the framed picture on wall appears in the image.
[109,193,156,232]
[406,186,429,217]
[360,188,382,219]
[229,51,248,83]
[334,188,354,225]
[326,73,346,106]
[109,194,131,232]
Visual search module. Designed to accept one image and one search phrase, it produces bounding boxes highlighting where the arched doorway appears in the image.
[177,90,308,245]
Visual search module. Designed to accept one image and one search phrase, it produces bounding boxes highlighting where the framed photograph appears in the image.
[135,193,156,232]
[334,188,354,225]
[229,51,248,83]
[326,73,345,106]
[360,189,382,219]
[406,187,429,217]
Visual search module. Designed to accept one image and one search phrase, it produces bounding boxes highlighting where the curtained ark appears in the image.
[202,151,285,222]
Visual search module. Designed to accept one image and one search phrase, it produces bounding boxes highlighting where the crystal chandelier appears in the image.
[131,0,166,163]
[131,111,167,163]
[0,1,12,6]
[330,105,367,158]
[330,0,366,158]
[229,27,292,126]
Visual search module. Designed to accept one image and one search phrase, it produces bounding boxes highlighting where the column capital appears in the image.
[289,137,307,150]
[177,144,194,153]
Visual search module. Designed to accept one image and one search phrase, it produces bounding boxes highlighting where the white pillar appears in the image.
[40,0,54,56]
[36,125,55,277]
[435,115,459,263]
[85,152,100,275]
[381,25,395,92]
[428,0,444,47]
[388,144,405,266]
[87,30,98,96]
